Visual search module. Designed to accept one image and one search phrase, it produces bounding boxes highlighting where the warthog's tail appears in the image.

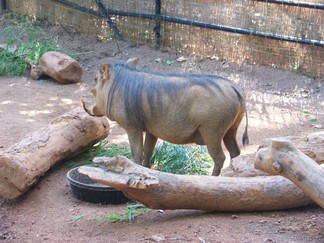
[242,110,249,146]
[232,84,249,146]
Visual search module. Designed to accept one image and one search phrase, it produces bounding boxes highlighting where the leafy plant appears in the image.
[72,214,84,221]
[125,203,150,221]
[166,59,177,65]
[69,140,212,175]
[105,211,122,223]
[151,142,213,175]
[292,60,302,74]
[99,143,132,159]
[67,141,132,168]
[0,15,63,75]
[104,203,150,223]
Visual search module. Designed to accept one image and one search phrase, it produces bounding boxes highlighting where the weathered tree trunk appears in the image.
[79,156,315,212]
[255,139,324,209]
[30,51,83,84]
[0,107,110,199]
[221,131,324,177]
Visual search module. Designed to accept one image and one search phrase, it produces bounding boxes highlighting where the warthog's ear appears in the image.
[126,57,139,67]
[99,64,110,80]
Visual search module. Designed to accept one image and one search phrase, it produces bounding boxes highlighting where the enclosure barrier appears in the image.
[5,0,324,77]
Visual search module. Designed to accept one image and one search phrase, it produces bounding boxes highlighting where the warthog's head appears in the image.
[81,57,139,117]
[81,64,110,117]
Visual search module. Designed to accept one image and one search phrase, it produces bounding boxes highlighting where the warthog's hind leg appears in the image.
[143,132,158,168]
[223,108,245,159]
[223,127,240,159]
[205,140,226,176]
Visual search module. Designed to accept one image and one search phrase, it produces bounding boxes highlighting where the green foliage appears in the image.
[104,203,150,223]
[99,143,133,159]
[292,60,302,74]
[68,203,149,223]
[0,14,63,76]
[165,59,177,65]
[67,141,132,168]
[151,142,213,175]
[125,203,150,221]
[69,140,212,175]
[72,214,84,221]
[105,211,122,223]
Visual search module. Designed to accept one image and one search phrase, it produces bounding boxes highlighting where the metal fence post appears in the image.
[0,0,6,11]
[154,0,161,49]
[95,0,124,41]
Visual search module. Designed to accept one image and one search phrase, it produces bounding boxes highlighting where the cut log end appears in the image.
[255,138,324,209]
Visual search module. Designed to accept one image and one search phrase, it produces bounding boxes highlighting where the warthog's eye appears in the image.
[95,73,100,83]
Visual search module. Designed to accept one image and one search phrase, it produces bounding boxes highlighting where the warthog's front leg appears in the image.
[126,128,144,165]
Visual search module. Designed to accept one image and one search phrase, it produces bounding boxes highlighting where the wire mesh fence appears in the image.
[4,0,324,77]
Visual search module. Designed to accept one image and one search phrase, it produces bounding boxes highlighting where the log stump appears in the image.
[30,51,83,84]
[221,131,324,177]
[255,139,324,209]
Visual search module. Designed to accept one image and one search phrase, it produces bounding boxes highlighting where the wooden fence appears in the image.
[5,0,324,77]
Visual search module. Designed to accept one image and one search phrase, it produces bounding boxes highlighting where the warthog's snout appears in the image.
[81,97,105,117]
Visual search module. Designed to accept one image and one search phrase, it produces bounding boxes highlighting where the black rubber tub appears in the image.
[67,166,130,204]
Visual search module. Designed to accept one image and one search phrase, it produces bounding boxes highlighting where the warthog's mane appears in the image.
[107,63,243,129]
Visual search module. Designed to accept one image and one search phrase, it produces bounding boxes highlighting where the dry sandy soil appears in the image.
[0,24,324,243]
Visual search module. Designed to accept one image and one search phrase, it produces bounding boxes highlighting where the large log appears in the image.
[30,51,83,84]
[221,131,324,177]
[79,156,315,212]
[255,139,324,209]
[0,107,110,199]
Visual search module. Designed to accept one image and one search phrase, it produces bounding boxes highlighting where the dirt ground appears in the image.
[0,24,324,243]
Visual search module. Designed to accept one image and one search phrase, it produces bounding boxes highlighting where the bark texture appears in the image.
[0,107,110,199]
[255,138,324,209]
[79,156,315,212]
[221,131,324,177]
[30,51,83,84]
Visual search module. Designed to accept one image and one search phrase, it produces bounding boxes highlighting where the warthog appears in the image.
[82,59,248,176]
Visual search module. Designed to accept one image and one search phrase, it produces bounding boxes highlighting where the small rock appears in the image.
[231,215,239,219]
[155,58,162,63]
[210,55,219,60]
[176,56,188,62]
[263,238,273,242]
[198,237,206,243]
[312,124,323,129]
[150,234,166,242]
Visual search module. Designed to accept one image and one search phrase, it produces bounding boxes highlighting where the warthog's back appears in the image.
[107,64,246,145]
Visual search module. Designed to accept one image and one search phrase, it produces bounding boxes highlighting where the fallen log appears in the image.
[221,131,324,177]
[30,51,83,84]
[79,156,314,212]
[255,139,324,209]
[0,107,110,199]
